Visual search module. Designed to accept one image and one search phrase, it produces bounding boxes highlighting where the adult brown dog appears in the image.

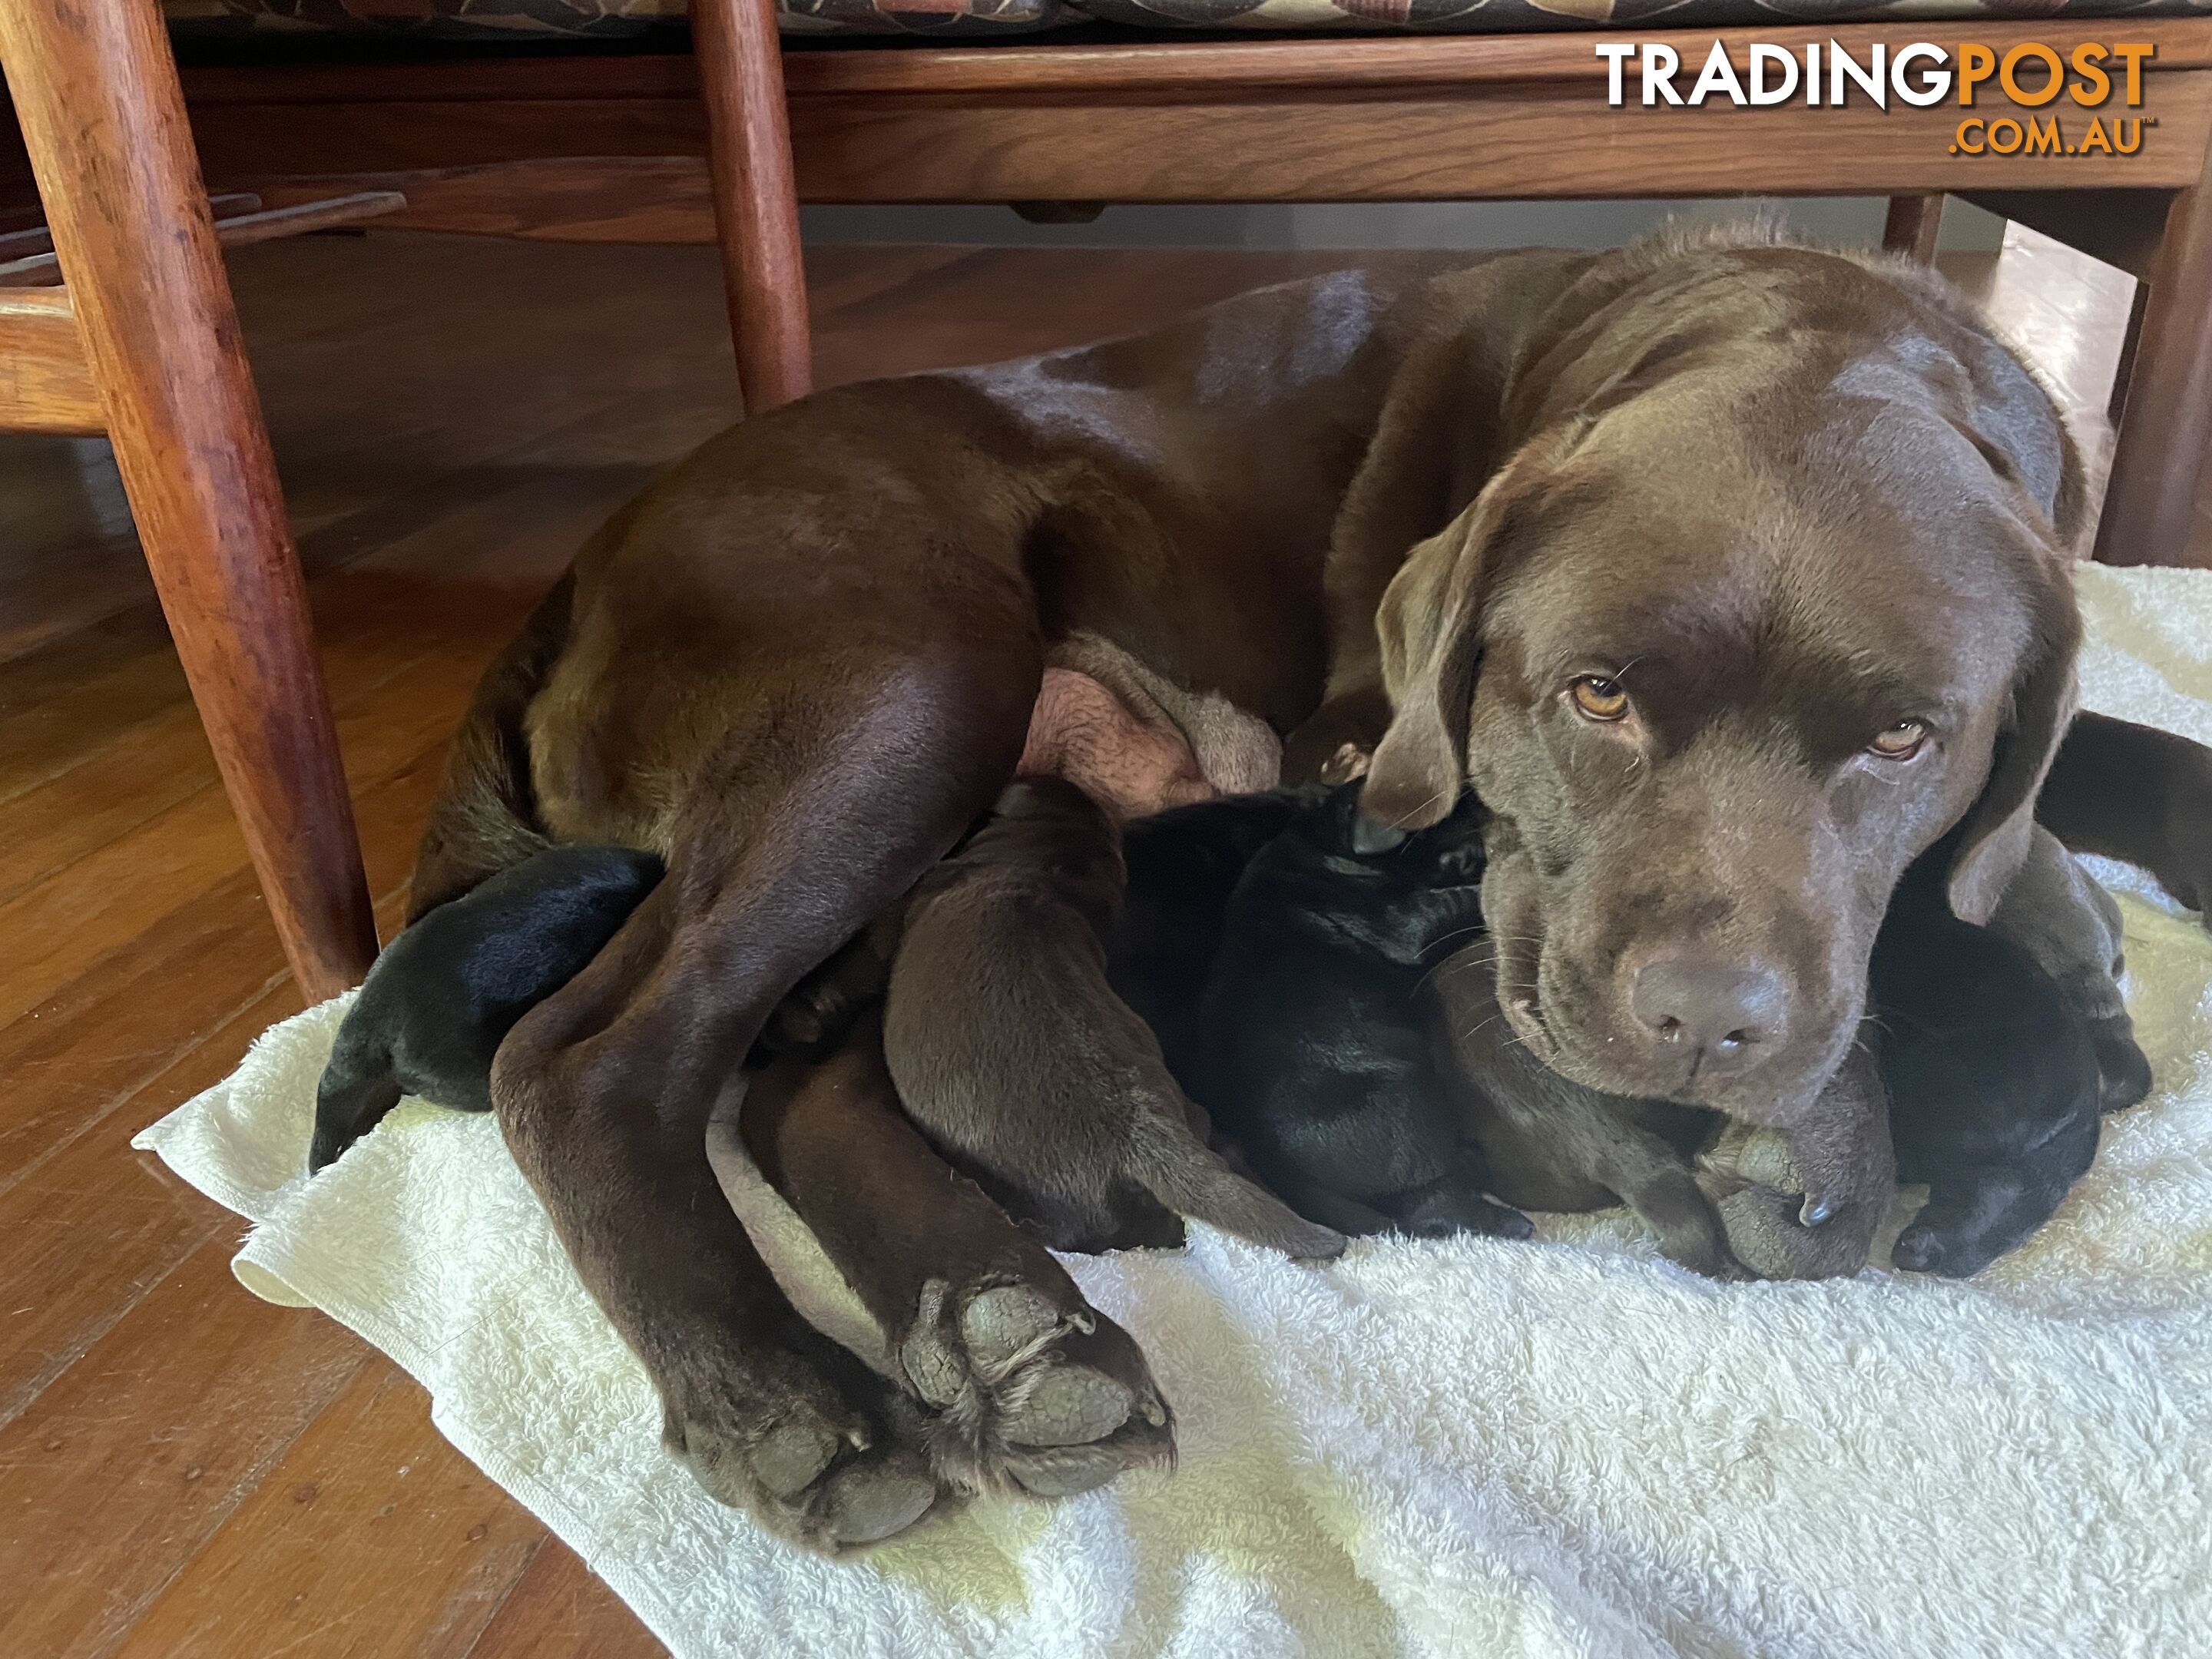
[410,228,2209,1550]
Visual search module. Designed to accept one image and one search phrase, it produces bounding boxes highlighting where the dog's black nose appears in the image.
[1629,957,1786,1071]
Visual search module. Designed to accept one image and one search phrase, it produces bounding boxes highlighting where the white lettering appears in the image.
[1748,43,1799,105]
[1690,40,1749,106]
[1595,42,1636,107]
[1891,42,1952,107]
[1643,43,1684,107]
[1830,38,1887,108]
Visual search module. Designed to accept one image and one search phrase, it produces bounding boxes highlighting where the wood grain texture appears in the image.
[175,19,2212,104]
[248,160,719,244]
[1883,195,1945,264]
[106,1363,547,1659]
[178,22,2212,196]
[2096,139,2212,567]
[0,0,378,999]
[465,1538,672,1659]
[693,0,812,409]
[0,1243,371,1659]
[0,190,406,288]
[0,287,101,432]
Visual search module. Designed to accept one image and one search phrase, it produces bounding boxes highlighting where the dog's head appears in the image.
[1359,242,2085,1121]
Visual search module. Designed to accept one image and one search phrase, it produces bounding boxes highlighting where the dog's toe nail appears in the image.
[1800,1197,1835,1227]
[1005,1363,1133,1447]
[1892,1228,1939,1272]
[1138,1389,1168,1429]
[750,1419,839,1498]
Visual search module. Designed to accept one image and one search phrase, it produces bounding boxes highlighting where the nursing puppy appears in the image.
[1194,783,1531,1242]
[311,844,664,1172]
[1192,783,1885,1279]
[882,776,1346,1260]
[1875,847,2108,1277]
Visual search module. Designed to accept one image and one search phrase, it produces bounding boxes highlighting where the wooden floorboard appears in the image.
[0,226,2169,1656]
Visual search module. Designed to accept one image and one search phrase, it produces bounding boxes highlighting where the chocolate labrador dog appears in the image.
[410,226,2209,1549]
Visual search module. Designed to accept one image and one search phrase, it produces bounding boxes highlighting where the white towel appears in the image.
[137,563,2212,1659]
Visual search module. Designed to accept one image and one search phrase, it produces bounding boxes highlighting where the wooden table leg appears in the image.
[0,0,379,999]
[2098,154,2212,568]
[1882,194,1944,263]
[693,0,812,412]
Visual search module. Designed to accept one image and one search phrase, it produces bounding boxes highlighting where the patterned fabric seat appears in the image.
[159,0,2212,44]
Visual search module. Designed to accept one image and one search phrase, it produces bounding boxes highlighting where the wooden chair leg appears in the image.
[0,0,379,999]
[693,0,812,412]
[1882,195,1944,264]
[2097,154,2212,568]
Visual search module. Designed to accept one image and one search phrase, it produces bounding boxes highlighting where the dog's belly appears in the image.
[1018,637,1282,820]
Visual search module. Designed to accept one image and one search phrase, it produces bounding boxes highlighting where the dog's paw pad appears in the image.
[1000,1361,1133,1448]
[664,1349,945,1552]
[822,1449,940,1545]
[748,1417,843,1498]
[899,1275,1174,1497]
[959,1281,1076,1370]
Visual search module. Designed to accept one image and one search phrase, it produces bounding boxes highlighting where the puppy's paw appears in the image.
[1699,1125,1879,1280]
[898,1276,1174,1499]
[661,1323,943,1552]
[2089,1014,2154,1114]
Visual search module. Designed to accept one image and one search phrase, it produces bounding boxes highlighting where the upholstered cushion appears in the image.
[161,1,1080,39]
[1074,0,2208,29]
[161,0,2211,43]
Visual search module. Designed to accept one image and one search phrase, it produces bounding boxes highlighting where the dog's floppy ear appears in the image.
[1358,515,1485,834]
[1359,429,1576,834]
[1945,573,2081,924]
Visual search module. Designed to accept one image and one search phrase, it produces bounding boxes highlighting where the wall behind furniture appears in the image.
[800,197,2005,251]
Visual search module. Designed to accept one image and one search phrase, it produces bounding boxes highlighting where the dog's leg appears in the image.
[733,1022,1176,1500]
[2039,710,2212,922]
[489,658,1037,1553]
[1988,824,2153,1113]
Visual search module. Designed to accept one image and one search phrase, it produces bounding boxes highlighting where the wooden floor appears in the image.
[0,227,2197,1658]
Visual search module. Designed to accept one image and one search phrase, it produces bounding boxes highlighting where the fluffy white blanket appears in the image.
[137,563,2212,1658]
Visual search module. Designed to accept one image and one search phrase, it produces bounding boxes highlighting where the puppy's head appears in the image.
[1359,243,2084,1122]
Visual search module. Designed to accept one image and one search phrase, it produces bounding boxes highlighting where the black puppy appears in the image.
[310,844,664,1171]
[1873,861,2107,1278]
[1192,784,1533,1241]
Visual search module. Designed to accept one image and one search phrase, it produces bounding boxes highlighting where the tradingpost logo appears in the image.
[1596,40,2156,157]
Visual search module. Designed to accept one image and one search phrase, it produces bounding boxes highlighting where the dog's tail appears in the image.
[1126,1114,1346,1260]
[407,568,584,922]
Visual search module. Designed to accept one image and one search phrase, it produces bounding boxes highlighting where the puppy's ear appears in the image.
[1945,575,2081,924]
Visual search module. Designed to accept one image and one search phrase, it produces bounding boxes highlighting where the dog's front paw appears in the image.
[661,1321,943,1551]
[898,1277,1174,1499]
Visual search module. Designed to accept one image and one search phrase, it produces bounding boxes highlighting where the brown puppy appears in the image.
[883,777,1346,1260]
[414,231,2212,1549]
[1431,943,1894,1282]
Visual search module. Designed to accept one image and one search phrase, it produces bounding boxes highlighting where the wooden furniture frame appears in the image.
[0,2,384,999]
[162,15,2212,569]
[4,5,2209,997]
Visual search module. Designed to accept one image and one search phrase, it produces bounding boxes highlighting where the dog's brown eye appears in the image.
[1868,719,1929,760]
[1568,677,1631,722]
